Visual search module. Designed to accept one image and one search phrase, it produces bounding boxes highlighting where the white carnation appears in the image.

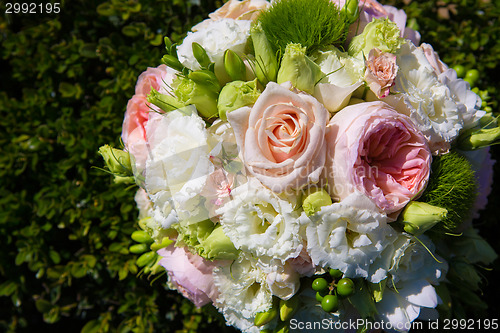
[303,191,395,282]
[177,18,251,71]
[314,46,365,87]
[217,177,302,262]
[385,42,483,154]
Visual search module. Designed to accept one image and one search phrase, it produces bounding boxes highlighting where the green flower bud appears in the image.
[344,0,359,23]
[279,296,299,321]
[251,22,278,85]
[161,54,183,71]
[131,230,153,243]
[218,79,261,121]
[254,303,278,326]
[456,126,500,150]
[224,49,247,82]
[98,145,133,176]
[136,251,156,267]
[370,281,385,303]
[173,75,219,118]
[129,243,149,254]
[277,43,323,94]
[348,18,405,58]
[302,187,332,216]
[147,87,185,112]
[113,175,135,184]
[401,201,448,236]
[198,224,239,260]
[150,237,174,251]
[192,42,211,68]
[273,322,290,333]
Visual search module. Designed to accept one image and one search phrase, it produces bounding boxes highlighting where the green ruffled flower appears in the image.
[218,79,261,121]
[348,18,405,58]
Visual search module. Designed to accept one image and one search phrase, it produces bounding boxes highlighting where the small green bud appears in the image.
[218,79,261,121]
[251,22,278,85]
[254,304,278,326]
[302,187,333,216]
[401,201,448,236]
[370,281,385,303]
[98,145,133,176]
[161,54,183,71]
[198,224,239,260]
[188,70,221,94]
[273,322,290,333]
[456,126,500,150]
[344,0,359,23]
[131,230,153,243]
[173,76,219,118]
[136,251,156,267]
[192,42,211,68]
[150,237,174,251]
[147,87,185,112]
[348,18,405,58]
[129,243,149,254]
[277,43,323,94]
[164,37,173,51]
[279,296,299,321]
[224,49,247,81]
[113,175,135,184]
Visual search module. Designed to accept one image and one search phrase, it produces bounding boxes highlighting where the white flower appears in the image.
[177,18,251,71]
[213,253,275,333]
[217,177,302,261]
[384,42,483,154]
[373,234,448,331]
[302,191,395,282]
[144,108,214,226]
[314,46,365,87]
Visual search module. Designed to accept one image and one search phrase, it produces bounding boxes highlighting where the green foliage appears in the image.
[420,151,477,231]
[258,0,349,55]
[0,0,499,331]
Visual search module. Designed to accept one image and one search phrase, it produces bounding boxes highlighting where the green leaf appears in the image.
[35,299,53,313]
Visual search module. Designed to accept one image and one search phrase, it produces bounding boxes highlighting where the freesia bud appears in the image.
[401,201,448,235]
[254,302,278,326]
[98,145,133,176]
[198,224,239,260]
[173,75,219,118]
[279,296,299,321]
[302,187,332,216]
[147,87,185,112]
[348,18,404,59]
[217,79,261,121]
[250,22,278,85]
[192,42,211,68]
[456,126,500,150]
[277,43,323,94]
[161,54,183,71]
[224,49,247,81]
[344,0,359,23]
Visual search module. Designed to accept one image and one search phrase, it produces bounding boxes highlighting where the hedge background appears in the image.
[0,0,498,332]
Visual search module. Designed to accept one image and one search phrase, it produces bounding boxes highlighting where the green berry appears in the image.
[312,278,329,291]
[464,69,480,86]
[329,268,343,279]
[336,278,355,297]
[452,64,466,78]
[321,294,339,312]
[315,289,328,302]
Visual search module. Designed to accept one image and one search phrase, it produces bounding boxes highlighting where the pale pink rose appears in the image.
[365,48,398,98]
[227,82,329,193]
[419,43,448,76]
[193,0,270,31]
[122,65,177,170]
[134,64,176,96]
[325,101,431,214]
[158,245,222,308]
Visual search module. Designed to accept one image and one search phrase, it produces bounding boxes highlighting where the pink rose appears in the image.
[158,245,222,308]
[122,65,177,170]
[325,101,431,214]
[134,64,176,96]
[227,82,329,193]
[193,0,270,31]
[419,43,448,76]
[364,48,398,98]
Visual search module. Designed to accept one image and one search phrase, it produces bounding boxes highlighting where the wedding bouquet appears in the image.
[99,0,498,331]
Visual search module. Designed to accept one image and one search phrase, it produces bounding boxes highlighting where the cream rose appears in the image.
[364,48,398,98]
[227,82,329,193]
[325,101,431,214]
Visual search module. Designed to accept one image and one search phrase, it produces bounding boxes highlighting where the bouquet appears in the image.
[99,0,499,331]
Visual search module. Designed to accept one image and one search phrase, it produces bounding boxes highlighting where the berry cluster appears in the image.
[312,269,355,313]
